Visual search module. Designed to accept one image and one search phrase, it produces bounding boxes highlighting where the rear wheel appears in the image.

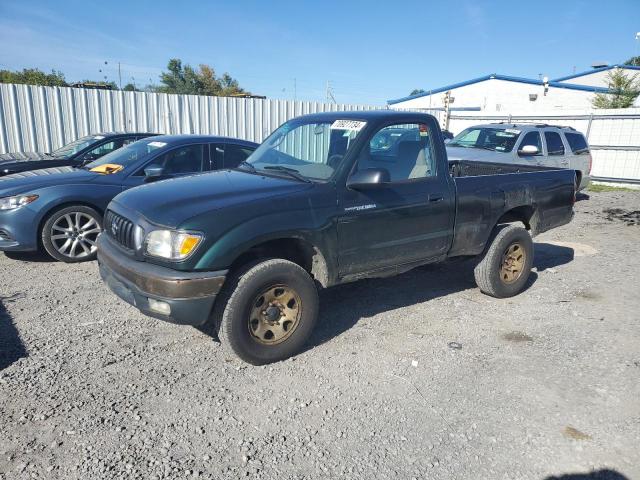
[41,206,102,263]
[474,224,533,298]
[217,259,319,365]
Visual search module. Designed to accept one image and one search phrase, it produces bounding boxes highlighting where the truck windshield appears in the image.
[449,127,520,153]
[84,138,168,171]
[245,119,367,181]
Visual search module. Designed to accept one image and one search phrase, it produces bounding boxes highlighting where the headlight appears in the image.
[0,194,39,211]
[145,230,203,260]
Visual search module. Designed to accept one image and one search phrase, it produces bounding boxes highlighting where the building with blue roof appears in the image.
[387,65,639,112]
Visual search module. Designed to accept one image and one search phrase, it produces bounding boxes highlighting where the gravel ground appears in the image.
[1,190,639,480]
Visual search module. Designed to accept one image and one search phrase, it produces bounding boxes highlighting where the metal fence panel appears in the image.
[0,84,382,154]
[3,83,638,183]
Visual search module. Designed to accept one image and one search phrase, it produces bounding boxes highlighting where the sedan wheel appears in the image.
[42,206,103,263]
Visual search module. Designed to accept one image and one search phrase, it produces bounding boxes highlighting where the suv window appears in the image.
[518,131,542,154]
[224,144,255,169]
[544,131,565,156]
[85,139,127,160]
[355,123,437,182]
[154,144,205,175]
[565,132,589,154]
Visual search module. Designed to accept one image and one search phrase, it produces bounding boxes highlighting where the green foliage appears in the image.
[157,58,249,96]
[0,68,67,87]
[0,60,249,97]
[592,69,640,109]
[625,56,640,67]
[410,89,426,96]
[588,183,636,193]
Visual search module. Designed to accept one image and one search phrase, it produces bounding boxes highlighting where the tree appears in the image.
[123,83,138,91]
[592,68,640,109]
[625,56,640,67]
[0,68,67,87]
[410,89,426,96]
[157,58,249,96]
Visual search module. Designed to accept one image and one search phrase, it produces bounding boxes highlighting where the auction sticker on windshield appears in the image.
[148,141,167,148]
[331,120,366,131]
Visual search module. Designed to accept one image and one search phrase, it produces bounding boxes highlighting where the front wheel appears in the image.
[474,224,534,298]
[41,206,103,263]
[217,259,319,365]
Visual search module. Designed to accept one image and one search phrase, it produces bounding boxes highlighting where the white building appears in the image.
[388,73,610,112]
[552,64,640,88]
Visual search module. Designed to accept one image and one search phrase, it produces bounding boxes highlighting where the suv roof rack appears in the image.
[533,124,577,131]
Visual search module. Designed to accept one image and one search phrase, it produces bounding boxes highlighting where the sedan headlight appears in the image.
[0,194,39,211]
[145,230,203,260]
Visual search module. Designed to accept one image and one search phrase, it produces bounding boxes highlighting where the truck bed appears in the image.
[447,160,576,258]
[448,159,565,178]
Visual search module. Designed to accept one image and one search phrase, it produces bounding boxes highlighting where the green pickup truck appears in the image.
[97,110,576,364]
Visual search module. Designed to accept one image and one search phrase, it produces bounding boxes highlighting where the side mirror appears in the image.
[144,165,164,181]
[347,168,390,190]
[518,145,539,156]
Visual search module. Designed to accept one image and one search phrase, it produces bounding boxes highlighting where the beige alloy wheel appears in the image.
[500,242,526,284]
[248,284,302,345]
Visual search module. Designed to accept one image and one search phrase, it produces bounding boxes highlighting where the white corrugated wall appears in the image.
[0,83,380,154]
[2,83,639,182]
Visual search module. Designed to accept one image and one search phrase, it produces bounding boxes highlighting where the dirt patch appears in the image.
[563,426,591,441]
[502,331,533,343]
[603,208,640,226]
[542,240,598,257]
[577,290,602,301]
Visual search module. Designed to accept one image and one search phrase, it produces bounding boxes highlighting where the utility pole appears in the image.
[118,62,122,89]
[325,81,336,104]
[442,90,451,131]
[294,78,297,101]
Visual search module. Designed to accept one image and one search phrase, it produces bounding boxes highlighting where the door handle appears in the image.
[429,194,444,203]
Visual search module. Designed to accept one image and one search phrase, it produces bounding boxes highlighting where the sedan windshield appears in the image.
[50,135,106,158]
[85,138,169,171]
[245,119,367,181]
[449,127,521,153]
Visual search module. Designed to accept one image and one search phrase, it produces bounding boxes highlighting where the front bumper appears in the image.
[0,207,40,252]
[97,234,227,326]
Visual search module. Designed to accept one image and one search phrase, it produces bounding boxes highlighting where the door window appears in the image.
[85,139,126,160]
[355,123,437,181]
[544,131,565,156]
[154,144,205,175]
[224,144,255,169]
[518,131,542,154]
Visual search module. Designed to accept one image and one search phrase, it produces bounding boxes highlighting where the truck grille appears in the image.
[104,210,136,250]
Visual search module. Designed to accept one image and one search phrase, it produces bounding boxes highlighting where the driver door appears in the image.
[337,121,454,277]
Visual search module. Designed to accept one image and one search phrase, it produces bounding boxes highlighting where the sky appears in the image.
[1,0,639,105]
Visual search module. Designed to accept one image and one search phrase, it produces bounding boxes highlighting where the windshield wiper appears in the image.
[262,165,311,183]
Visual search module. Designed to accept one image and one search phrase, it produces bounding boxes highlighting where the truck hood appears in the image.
[0,166,102,195]
[111,169,314,228]
[0,152,54,163]
[446,146,511,161]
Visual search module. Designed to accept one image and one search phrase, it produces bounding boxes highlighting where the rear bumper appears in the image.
[97,234,227,326]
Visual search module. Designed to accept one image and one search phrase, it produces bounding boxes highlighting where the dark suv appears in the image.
[0,132,157,176]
